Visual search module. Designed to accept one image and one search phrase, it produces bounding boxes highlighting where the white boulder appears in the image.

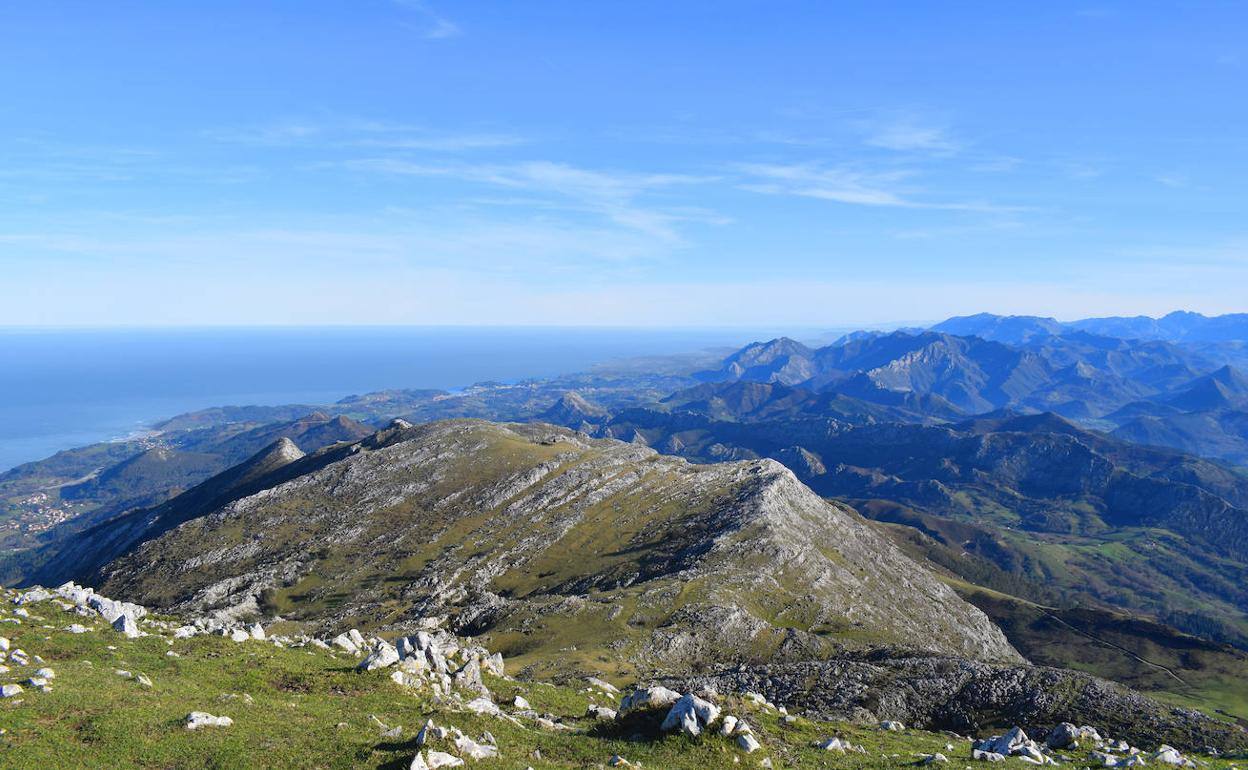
[463,697,501,716]
[112,614,141,638]
[359,643,401,671]
[660,693,720,737]
[619,685,682,714]
[186,712,233,729]
[332,633,360,654]
[453,734,498,760]
[586,676,619,694]
[424,751,464,768]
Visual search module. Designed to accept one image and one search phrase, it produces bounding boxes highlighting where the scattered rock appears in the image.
[358,643,400,671]
[463,697,501,717]
[815,736,856,752]
[453,734,498,760]
[332,632,360,654]
[1152,745,1196,767]
[424,750,464,768]
[661,693,721,737]
[619,685,683,714]
[416,719,448,746]
[112,614,140,638]
[186,712,233,729]
[586,676,620,694]
[1046,722,1101,749]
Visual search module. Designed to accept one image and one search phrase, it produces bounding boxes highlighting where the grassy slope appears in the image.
[5,600,1236,769]
[861,499,1248,647]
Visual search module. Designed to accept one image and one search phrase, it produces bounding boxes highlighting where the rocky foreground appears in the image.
[1,582,1244,769]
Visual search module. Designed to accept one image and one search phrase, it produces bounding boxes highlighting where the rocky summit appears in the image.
[22,419,1018,679]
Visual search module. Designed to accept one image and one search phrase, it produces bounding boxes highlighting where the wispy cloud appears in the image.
[969,155,1023,174]
[1154,172,1189,189]
[394,0,460,39]
[354,133,525,151]
[1059,160,1105,180]
[0,140,259,194]
[736,163,911,206]
[892,219,1026,241]
[863,118,959,154]
[205,119,523,151]
[735,162,1018,213]
[340,159,716,241]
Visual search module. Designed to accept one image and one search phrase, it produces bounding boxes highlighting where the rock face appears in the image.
[657,654,1248,753]
[31,420,1020,671]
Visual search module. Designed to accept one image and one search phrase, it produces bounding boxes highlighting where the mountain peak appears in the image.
[538,391,609,429]
[930,313,1063,344]
[263,437,306,465]
[1165,366,1248,411]
[1209,364,1248,388]
[697,337,817,386]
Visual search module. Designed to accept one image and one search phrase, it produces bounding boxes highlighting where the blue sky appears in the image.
[1,1,1245,326]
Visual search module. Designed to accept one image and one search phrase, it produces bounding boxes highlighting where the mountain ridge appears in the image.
[14,419,1023,678]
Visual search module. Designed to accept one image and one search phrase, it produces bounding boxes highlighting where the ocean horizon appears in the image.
[0,325,830,472]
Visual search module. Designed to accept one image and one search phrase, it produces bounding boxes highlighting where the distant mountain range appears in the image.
[934,310,1248,345]
[690,314,1248,466]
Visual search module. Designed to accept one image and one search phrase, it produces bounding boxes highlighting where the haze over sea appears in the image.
[0,326,815,473]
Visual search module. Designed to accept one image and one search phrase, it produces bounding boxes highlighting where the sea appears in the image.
[0,326,814,473]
